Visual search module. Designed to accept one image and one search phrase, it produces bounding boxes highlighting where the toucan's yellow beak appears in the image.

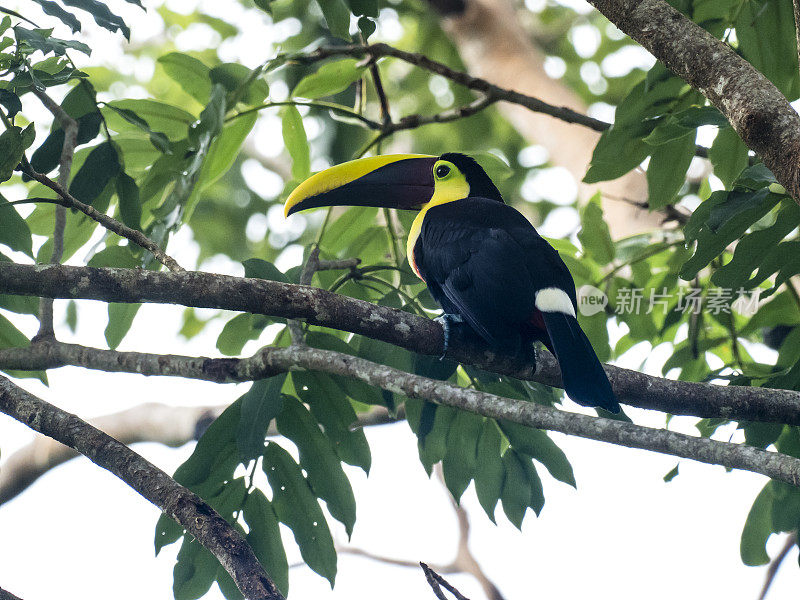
[284,154,437,217]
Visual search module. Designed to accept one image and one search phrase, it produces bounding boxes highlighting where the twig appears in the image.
[3,263,800,426]
[421,563,450,600]
[294,43,711,159]
[1,338,799,486]
[420,563,471,600]
[0,374,283,600]
[19,160,183,272]
[288,248,360,344]
[28,86,79,340]
[757,531,797,600]
[368,59,392,126]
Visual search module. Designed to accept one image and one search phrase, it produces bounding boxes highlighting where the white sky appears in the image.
[1,0,799,598]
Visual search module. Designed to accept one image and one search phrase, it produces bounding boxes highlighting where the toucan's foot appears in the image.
[435,313,464,359]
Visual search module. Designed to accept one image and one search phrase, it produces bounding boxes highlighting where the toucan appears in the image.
[284,153,619,413]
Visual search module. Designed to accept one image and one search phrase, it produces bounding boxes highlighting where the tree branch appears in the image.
[1,338,799,486]
[19,160,184,272]
[0,586,23,600]
[28,86,79,340]
[0,375,283,600]
[2,263,800,426]
[757,531,797,600]
[421,563,471,600]
[585,0,800,202]
[293,43,711,158]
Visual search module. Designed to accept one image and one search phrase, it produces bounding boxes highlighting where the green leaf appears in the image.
[663,463,679,482]
[346,0,378,17]
[293,59,366,100]
[474,420,504,522]
[0,126,25,182]
[103,104,171,153]
[499,421,576,487]
[58,0,130,38]
[0,89,21,117]
[0,193,33,256]
[680,189,780,280]
[243,258,288,283]
[105,302,141,349]
[736,0,799,98]
[158,52,212,104]
[115,172,141,229]
[65,300,77,331]
[417,404,456,474]
[30,111,102,176]
[646,131,695,209]
[87,245,139,268]
[708,127,748,188]
[357,16,376,40]
[292,372,371,472]
[171,399,240,489]
[199,112,257,190]
[584,71,686,183]
[154,512,184,556]
[238,375,286,461]
[14,25,91,55]
[276,396,357,536]
[29,0,81,32]
[68,141,121,205]
[105,100,194,140]
[210,63,269,105]
[578,194,614,265]
[216,313,261,356]
[242,490,289,597]
[740,483,774,566]
[315,0,351,39]
[263,442,337,586]
[173,538,219,600]
[501,450,544,529]
[0,312,29,348]
[323,207,378,253]
[441,410,482,503]
[281,105,310,180]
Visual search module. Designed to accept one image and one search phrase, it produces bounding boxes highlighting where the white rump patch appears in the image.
[535,287,576,317]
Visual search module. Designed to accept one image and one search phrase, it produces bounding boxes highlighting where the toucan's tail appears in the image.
[541,312,619,413]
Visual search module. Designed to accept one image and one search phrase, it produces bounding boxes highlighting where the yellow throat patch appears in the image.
[406,159,470,280]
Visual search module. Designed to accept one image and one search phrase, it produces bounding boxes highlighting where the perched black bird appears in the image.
[285,152,619,413]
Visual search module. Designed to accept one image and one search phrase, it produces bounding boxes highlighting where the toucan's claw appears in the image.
[435,313,464,359]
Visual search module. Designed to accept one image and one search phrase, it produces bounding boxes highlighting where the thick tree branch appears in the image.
[2,263,800,426]
[586,0,800,202]
[0,586,23,600]
[0,375,283,600]
[19,160,184,272]
[1,338,799,486]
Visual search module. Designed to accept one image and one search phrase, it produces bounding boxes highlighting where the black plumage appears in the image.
[412,157,618,412]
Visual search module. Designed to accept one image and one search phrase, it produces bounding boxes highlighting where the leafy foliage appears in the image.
[2,0,800,596]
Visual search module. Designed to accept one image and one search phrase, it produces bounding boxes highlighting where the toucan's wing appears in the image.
[420,200,541,347]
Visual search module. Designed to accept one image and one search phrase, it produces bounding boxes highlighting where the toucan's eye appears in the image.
[435,164,451,179]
